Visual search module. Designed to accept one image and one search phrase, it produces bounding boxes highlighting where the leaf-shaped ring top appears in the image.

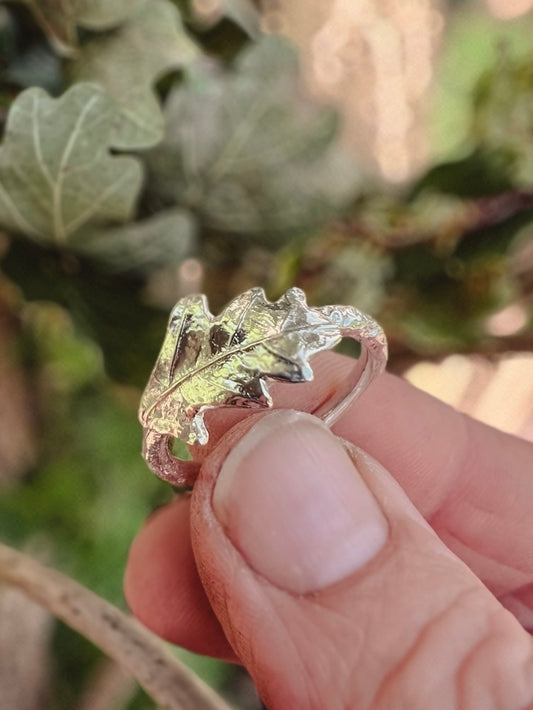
[139,287,387,487]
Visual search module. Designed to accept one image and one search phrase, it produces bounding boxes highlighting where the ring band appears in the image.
[139,287,387,487]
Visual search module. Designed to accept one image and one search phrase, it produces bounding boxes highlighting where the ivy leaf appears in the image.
[77,208,196,275]
[146,36,359,244]
[69,0,199,149]
[0,83,142,244]
[139,287,341,445]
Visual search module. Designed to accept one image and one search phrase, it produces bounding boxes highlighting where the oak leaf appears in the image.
[69,0,198,149]
[139,287,341,445]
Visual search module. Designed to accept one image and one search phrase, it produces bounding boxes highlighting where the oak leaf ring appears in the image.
[139,287,387,487]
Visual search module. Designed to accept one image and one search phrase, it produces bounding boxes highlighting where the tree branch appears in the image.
[0,541,232,710]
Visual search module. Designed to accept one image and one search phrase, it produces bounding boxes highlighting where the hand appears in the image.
[125,353,533,709]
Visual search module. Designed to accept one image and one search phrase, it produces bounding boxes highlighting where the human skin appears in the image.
[125,353,533,709]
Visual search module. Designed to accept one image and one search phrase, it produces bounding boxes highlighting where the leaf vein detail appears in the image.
[54,94,100,242]
[144,321,337,417]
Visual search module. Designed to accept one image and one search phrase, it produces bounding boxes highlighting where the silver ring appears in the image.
[139,287,387,487]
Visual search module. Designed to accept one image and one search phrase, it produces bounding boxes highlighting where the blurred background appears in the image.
[1,0,533,708]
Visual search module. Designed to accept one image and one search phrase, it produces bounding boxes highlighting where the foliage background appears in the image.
[1,0,533,708]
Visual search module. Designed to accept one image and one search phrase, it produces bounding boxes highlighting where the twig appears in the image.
[0,541,232,710]
[0,585,52,710]
[75,659,137,710]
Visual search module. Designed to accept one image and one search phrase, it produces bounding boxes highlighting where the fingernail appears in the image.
[213,411,388,594]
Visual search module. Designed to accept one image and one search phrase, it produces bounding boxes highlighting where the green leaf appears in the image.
[0,83,142,244]
[78,208,196,274]
[69,0,199,149]
[473,51,533,185]
[146,36,359,244]
[429,7,533,161]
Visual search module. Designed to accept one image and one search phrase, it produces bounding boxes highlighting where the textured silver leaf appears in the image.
[139,287,341,445]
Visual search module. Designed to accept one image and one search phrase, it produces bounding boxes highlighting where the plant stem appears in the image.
[0,541,233,710]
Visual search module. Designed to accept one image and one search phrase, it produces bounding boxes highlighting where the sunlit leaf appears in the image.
[0,83,142,244]
[429,7,533,161]
[69,0,199,149]
[473,51,533,185]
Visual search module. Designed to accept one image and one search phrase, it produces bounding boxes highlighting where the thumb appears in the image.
[191,410,533,710]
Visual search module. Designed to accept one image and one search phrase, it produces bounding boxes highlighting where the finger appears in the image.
[124,496,237,661]
[191,410,533,709]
